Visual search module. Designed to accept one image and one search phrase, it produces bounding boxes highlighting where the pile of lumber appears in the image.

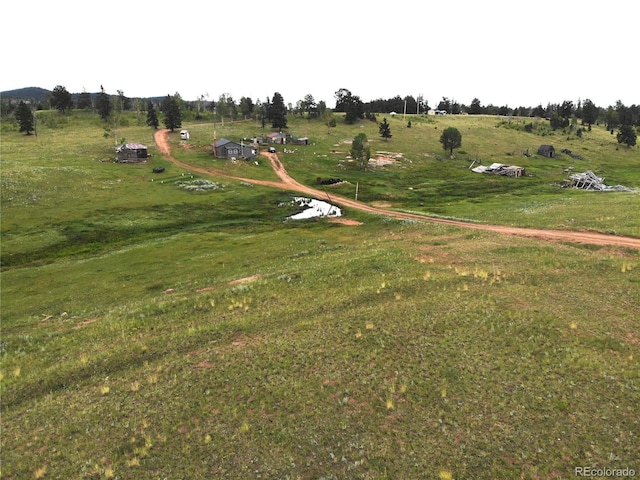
[562,170,634,191]
[471,162,526,177]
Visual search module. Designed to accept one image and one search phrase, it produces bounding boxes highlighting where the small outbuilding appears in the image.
[267,132,290,144]
[180,130,190,140]
[537,145,555,158]
[211,138,257,159]
[116,143,149,163]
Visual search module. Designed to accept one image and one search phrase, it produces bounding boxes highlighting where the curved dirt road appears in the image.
[155,129,640,250]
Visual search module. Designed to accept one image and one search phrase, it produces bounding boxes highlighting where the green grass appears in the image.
[1,110,639,479]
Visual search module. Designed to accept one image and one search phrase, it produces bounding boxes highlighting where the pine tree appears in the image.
[146,101,159,129]
[581,99,598,128]
[270,92,288,129]
[617,124,637,147]
[379,117,392,141]
[15,101,35,135]
[96,85,112,121]
[50,85,73,113]
[350,133,371,170]
[161,94,182,131]
[439,127,462,156]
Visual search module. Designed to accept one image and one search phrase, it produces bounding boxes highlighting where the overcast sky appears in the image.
[3,0,637,109]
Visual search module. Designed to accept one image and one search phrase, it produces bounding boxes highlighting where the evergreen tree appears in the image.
[350,132,370,170]
[15,101,35,135]
[532,104,545,117]
[146,101,159,129]
[50,85,73,113]
[270,92,288,129]
[581,99,598,128]
[96,85,112,121]
[161,94,182,131]
[560,100,574,119]
[469,98,483,115]
[335,88,364,124]
[605,107,619,130]
[439,127,462,156]
[617,124,637,147]
[379,117,392,141]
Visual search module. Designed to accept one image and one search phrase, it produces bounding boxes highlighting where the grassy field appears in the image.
[1,110,639,479]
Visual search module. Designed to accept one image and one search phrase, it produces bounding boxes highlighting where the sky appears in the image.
[3,0,637,109]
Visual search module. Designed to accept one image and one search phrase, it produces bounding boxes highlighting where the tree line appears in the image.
[5,85,638,147]
[4,85,639,127]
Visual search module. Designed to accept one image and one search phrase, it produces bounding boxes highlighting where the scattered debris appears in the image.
[287,197,342,219]
[316,177,345,186]
[561,171,636,191]
[562,148,584,160]
[175,179,224,192]
[472,162,526,177]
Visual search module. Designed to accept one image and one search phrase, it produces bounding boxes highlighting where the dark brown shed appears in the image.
[537,145,555,158]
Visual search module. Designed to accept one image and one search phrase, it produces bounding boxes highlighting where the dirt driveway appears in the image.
[154,129,640,250]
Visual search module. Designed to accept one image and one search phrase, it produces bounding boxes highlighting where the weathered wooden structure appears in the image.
[472,162,526,177]
[537,145,555,158]
[562,170,635,191]
[115,143,148,163]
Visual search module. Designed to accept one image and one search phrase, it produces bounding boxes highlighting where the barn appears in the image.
[116,143,149,163]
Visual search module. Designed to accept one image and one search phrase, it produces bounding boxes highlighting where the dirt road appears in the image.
[154,129,640,250]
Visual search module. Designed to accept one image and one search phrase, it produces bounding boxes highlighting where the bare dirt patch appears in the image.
[328,218,363,226]
[74,317,100,329]
[228,274,261,285]
[193,361,214,369]
[195,286,215,293]
[369,156,397,167]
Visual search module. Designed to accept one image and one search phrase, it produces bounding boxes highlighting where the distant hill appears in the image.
[1,87,51,102]
[1,87,166,105]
